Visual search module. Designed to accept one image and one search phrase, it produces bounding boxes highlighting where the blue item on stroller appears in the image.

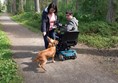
[58,49,77,61]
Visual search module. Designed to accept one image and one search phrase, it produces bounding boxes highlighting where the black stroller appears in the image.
[55,27,79,61]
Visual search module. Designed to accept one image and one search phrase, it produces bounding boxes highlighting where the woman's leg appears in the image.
[43,30,55,48]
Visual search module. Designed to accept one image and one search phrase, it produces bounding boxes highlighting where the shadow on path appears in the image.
[74,47,118,57]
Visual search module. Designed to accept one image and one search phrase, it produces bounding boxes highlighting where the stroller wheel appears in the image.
[73,55,77,59]
[72,54,77,59]
[73,53,77,59]
[59,54,65,61]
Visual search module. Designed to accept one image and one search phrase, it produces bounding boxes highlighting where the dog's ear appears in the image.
[47,36,54,43]
[54,40,58,45]
[48,43,53,48]
[47,36,58,45]
[47,36,50,40]
[47,36,52,43]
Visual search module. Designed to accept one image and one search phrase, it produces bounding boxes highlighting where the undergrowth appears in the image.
[0,28,22,83]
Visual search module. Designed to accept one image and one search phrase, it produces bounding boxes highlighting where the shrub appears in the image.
[79,21,118,37]
[79,34,118,49]
[0,30,22,83]
[12,12,41,30]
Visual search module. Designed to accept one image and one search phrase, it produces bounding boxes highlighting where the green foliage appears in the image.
[6,0,12,13]
[77,14,95,22]
[12,12,41,30]
[79,0,107,21]
[0,30,11,59]
[109,22,118,35]
[0,1,2,12]
[39,0,52,11]
[79,34,118,49]
[58,12,67,24]
[78,21,118,48]
[58,0,108,22]
[0,30,22,83]
[0,59,18,83]
[24,0,35,12]
[79,21,118,37]
[0,32,10,49]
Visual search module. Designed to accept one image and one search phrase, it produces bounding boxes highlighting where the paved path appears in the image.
[0,13,118,83]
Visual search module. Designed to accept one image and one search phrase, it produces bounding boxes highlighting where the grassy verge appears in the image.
[79,34,118,49]
[0,25,22,83]
[11,12,41,33]
[79,21,118,49]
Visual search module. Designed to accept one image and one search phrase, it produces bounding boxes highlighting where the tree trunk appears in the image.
[34,0,40,13]
[0,1,2,11]
[24,0,26,11]
[12,0,16,14]
[75,0,79,10]
[18,0,24,13]
[66,0,68,4]
[106,0,116,23]
[52,0,58,5]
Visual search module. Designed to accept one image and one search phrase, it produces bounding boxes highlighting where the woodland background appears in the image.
[0,0,118,48]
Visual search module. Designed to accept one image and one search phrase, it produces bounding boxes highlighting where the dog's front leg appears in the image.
[52,56,55,63]
[38,63,42,68]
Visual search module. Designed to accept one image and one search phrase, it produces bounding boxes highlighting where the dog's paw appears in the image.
[52,60,55,63]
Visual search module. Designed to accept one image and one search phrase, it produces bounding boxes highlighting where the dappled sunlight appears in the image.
[12,45,44,53]
[1,22,19,25]
[0,16,10,20]
[0,16,19,25]
[11,37,44,47]
[0,15,41,38]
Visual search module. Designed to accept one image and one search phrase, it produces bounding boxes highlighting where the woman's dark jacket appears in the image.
[41,9,58,34]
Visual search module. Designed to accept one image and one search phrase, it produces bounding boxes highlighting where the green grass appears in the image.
[79,34,118,49]
[78,21,118,49]
[0,27,22,83]
[11,12,41,33]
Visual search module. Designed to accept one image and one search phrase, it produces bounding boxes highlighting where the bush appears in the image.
[109,22,118,36]
[12,12,41,30]
[79,34,118,49]
[0,30,22,83]
[79,21,118,37]
[58,12,66,24]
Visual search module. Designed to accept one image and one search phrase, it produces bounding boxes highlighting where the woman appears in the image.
[41,2,58,49]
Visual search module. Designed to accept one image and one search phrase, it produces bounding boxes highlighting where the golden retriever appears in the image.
[34,37,58,71]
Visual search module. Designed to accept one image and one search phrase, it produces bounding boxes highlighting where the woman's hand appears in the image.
[43,32,46,36]
[52,25,57,29]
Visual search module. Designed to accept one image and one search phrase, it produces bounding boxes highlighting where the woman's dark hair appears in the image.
[47,2,57,14]
[66,10,73,15]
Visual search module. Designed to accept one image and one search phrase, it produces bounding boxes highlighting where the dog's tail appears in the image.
[33,51,41,62]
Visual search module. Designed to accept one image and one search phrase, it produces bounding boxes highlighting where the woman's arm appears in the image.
[41,11,48,35]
